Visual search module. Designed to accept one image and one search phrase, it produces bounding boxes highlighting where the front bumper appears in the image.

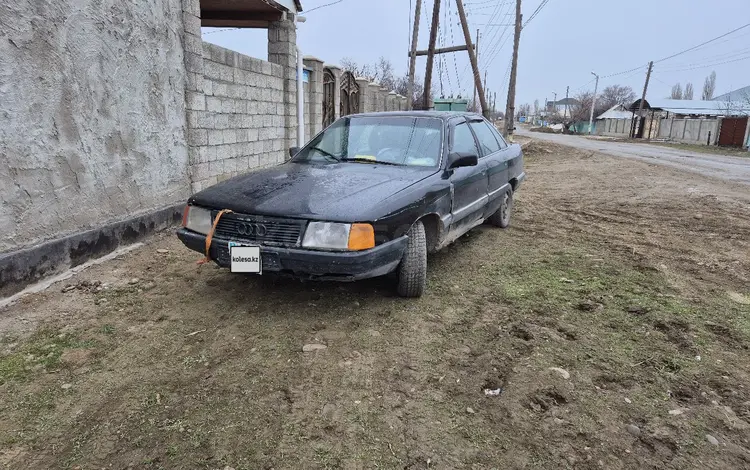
[176,228,407,281]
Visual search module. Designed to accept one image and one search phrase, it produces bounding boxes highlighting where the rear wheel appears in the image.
[489,189,513,228]
[396,221,427,298]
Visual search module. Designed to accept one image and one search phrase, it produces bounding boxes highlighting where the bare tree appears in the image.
[340,57,430,108]
[684,82,694,100]
[339,58,373,80]
[670,83,683,100]
[340,56,395,89]
[599,85,636,109]
[567,91,596,124]
[517,103,532,117]
[702,71,717,100]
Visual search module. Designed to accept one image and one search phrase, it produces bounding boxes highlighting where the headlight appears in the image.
[184,206,213,235]
[302,222,375,251]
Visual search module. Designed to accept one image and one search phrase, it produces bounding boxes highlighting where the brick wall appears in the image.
[188,43,287,192]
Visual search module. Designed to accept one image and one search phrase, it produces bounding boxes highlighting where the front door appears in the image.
[449,119,488,232]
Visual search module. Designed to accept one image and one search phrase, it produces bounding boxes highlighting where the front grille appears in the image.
[212,212,304,247]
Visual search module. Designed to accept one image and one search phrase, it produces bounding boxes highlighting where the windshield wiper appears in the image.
[341,157,404,166]
[311,146,341,162]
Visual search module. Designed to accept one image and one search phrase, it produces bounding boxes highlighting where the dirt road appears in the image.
[2,141,750,469]
[516,128,750,185]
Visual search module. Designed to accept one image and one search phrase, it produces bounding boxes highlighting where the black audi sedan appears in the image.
[177,111,525,297]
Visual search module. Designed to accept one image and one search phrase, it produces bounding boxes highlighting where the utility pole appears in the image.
[564,85,569,119]
[423,0,442,111]
[483,69,488,108]
[633,61,653,138]
[472,29,480,111]
[503,0,522,137]
[406,0,422,110]
[588,71,599,135]
[456,0,489,117]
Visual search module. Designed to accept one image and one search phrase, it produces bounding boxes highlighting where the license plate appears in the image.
[229,245,262,274]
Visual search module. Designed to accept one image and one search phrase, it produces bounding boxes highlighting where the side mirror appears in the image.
[447,152,478,169]
[289,147,300,158]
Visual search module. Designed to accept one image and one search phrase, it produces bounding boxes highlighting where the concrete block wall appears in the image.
[188,42,286,192]
[657,118,719,145]
[268,18,298,153]
[599,119,631,137]
[303,57,324,141]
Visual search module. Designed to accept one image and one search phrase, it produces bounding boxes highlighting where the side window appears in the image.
[469,120,502,155]
[489,122,509,149]
[451,122,480,156]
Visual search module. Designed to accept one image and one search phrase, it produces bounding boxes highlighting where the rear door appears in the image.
[468,118,511,217]
[488,121,523,181]
[448,118,488,231]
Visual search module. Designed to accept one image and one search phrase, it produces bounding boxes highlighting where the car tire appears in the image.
[396,220,427,298]
[489,189,513,228]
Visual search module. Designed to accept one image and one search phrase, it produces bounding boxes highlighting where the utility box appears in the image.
[434,98,468,112]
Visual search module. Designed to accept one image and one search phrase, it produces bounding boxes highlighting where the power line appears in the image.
[203,27,239,35]
[440,0,455,95]
[653,22,750,64]
[656,54,750,73]
[447,0,463,93]
[655,46,750,71]
[600,63,650,80]
[305,0,346,14]
[482,0,520,71]
[475,0,516,70]
[458,0,514,82]
[597,24,750,80]
[437,2,446,96]
[483,20,515,70]
[522,0,550,29]
[475,0,515,62]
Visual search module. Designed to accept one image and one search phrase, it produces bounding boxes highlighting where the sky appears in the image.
[203,0,750,110]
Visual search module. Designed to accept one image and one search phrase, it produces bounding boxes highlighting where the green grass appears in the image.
[0,330,94,384]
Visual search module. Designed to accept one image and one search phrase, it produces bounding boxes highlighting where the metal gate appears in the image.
[340,71,359,117]
[322,68,335,128]
[718,117,748,147]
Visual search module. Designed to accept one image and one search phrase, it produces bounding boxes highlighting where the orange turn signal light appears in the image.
[348,223,375,251]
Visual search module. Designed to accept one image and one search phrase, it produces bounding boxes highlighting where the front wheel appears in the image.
[489,189,513,228]
[396,221,427,298]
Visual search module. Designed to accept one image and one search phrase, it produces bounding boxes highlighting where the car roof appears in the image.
[348,111,485,121]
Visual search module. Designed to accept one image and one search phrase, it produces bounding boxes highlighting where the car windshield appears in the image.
[292,116,443,167]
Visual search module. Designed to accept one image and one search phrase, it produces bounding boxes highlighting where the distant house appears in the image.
[625,98,750,147]
[546,97,580,118]
[595,104,633,136]
[712,85,750,103]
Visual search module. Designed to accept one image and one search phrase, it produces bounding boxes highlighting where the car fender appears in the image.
[368,174,452,244]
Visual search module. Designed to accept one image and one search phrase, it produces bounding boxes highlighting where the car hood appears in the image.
[188,162,438,221]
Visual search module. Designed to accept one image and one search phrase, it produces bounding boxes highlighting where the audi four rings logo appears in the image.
[236,222,268,237]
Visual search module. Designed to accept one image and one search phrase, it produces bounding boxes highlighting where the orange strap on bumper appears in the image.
[197,209,233,265]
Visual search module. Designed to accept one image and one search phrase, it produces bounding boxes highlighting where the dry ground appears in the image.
[587,137,750,158]
[2,141,750,469]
